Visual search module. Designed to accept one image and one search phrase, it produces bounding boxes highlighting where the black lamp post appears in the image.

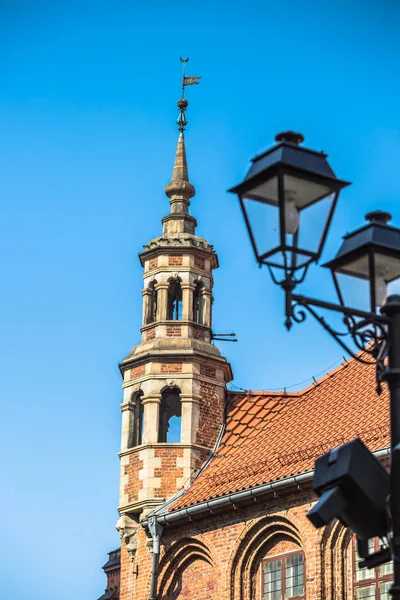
[230,131,400,599]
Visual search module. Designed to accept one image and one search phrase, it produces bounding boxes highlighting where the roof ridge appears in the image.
[228,355,360,399]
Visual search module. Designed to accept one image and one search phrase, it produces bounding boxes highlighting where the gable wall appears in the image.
[119,487,354,600]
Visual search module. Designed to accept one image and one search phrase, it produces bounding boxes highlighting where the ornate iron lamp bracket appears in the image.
[283,283,390,393]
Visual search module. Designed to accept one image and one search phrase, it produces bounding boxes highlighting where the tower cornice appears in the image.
[139,237,219,269]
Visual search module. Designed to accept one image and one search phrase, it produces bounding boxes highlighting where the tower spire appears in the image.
[163,59,201,234]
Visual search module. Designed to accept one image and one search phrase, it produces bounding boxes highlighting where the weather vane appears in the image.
[177,57,201,133]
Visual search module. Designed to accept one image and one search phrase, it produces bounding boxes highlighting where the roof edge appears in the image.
[141,447,389,529]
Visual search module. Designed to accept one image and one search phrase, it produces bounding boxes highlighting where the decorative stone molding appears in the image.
[115,515,139,561]
[142,235,215,253]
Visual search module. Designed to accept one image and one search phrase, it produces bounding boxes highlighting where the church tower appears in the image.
[116,95,233,550]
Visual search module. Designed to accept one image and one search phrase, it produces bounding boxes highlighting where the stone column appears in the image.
[120,403,134,451]
[142,288,154,325]
[180,394,201,443]
[141,394,161,443]
[155,282,169,321]
[201,288,212,328]
[181,282,195,321]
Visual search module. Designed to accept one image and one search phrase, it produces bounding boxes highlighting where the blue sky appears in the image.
[1,1,400,598]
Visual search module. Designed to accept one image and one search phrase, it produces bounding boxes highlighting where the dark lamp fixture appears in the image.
[229,131,350,274]
[324,211,400,311]
[234,127,400,594]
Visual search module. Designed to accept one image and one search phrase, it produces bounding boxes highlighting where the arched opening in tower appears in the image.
[167,279,183,320]
[158,387,182,443]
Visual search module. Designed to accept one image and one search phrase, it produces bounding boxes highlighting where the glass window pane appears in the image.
[380,581,391,600]
[285,554,304,598]
[379,539,393,577]
[356,539,375,581]
[380,561,393,577]
[264,560,282,600]
[356,585,376,600]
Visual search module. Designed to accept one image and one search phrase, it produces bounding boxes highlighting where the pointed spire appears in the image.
[164,103,195,207]
[171,132,189,182]
[162,68,199,236]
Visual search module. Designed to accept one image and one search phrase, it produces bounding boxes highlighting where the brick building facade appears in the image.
[97,104,391,600]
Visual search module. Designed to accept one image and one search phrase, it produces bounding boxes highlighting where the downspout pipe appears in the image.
[142,447,390,529]
[148,515,164,600]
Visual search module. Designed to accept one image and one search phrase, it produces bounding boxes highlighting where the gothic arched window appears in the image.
[167,279,182,320]
[129,391,144,447]
[262,546,305,600]
[158,387,181,443]
[193,281,205,324]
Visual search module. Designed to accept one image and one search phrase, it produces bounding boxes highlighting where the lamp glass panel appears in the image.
[244,175,279,205]
[335,252,400,282]
[283,174,333,209]
[334,271,373,313]
[296,193,335,257]
[243,173,333,209]
[242,196,280,260]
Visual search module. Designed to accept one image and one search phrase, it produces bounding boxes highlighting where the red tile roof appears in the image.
[170,355,389,511]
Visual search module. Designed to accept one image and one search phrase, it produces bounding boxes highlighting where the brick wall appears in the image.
[196,381,224,447]
[146,328,156,341]
[166,325,181,337]
[162,558,215,600]
[130,365,145,379]
[119,476,355,600]
[154,447,184,498]
[200,364,216,378]
[194,256,205,270]
[161,363,183,373]
[123,453,143,504]
[152,488,353,600]
[149,257,158,270]
[169,255,183,266]
[192,325,205,341]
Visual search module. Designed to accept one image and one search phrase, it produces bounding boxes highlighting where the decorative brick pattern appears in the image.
[168,255,183,266]
[166,325,181,337]
[130,365,145,379]
[146,328,156,341]
[149,257,158,270]
[161,363,182,373]
[200,364,216,378]
[192,325,205,341]
[154,447,184,498]
[194,255,205,270]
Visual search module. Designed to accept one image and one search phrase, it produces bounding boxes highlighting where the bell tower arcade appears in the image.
[117,97,233,537]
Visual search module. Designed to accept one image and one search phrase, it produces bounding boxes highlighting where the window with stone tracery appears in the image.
[158,387,181,443]
[167,279,182,320]
[262,550,305,600]
[353,538,393,600]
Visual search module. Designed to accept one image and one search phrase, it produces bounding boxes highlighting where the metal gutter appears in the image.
[142,447,390,529]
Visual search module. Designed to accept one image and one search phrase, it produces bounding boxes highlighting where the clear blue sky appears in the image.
[1,1,400,598]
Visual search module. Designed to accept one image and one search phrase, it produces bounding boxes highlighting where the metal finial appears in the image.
[176,58,201,133]
[177,58,189,132]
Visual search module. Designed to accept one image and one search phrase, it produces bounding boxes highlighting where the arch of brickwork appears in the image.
[227,515,303,600]
[158,537,216,600]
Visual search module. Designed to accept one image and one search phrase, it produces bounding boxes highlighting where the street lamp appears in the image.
[230,131,400,599]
